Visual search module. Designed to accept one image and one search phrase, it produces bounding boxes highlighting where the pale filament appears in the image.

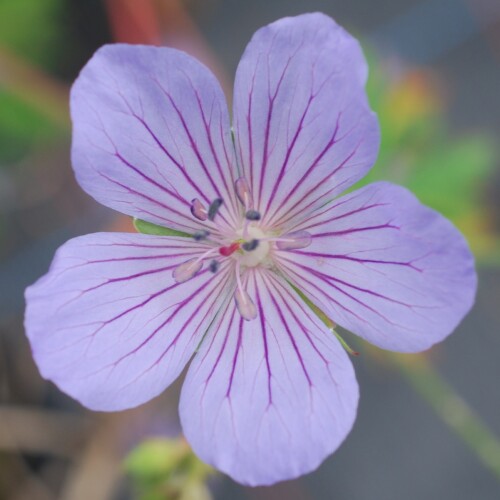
[234,261,257,320]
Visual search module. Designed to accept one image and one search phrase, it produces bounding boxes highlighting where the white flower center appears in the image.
[236,226,270,268]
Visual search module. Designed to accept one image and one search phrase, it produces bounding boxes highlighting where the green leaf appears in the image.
[133,218,192,238]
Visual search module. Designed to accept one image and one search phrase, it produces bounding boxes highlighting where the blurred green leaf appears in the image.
[0,90,61,164]
[0,0,66,71]
[125,439,190,480]
[125,437,214,500]
[361,49,499,262]
[406,136,495,217]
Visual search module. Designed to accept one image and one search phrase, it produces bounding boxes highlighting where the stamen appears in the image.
[208,198,223,221]
[173,258,203,283]
[193,230,210,241]
[219,242,240,256]
[209,260,220,273]
[235,289,257,320]
[241,239,259,252]
[235,178,253,209]
[190,198,208,221]
[245,209,261,221]
[275,230,312,250]
[234,261,257,320]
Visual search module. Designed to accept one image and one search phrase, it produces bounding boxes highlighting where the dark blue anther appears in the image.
[193,230,210,241]
[208,198,223,221]
[209,260,220,273]
[245,209,261,221]
[242,239,259,252]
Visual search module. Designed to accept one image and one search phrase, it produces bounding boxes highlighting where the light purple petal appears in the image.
[276,182,477,352]
[232,13,380,228]
[179,270,358,486]
[71,44,238,233]
[25,233,233,411]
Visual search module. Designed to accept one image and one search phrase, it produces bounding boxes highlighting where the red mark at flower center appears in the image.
[219,242,240,257]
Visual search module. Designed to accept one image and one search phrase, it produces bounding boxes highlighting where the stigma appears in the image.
[236,227,270,267]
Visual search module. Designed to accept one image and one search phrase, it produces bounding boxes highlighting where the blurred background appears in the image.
[1,0,499,499]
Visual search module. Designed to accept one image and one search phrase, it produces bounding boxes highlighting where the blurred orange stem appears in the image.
[105,0,162,45]
[0,47,69,129]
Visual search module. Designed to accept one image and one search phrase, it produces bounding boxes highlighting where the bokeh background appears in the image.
[1,0,500,499]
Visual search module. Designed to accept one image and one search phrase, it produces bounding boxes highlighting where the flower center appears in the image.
[235,227,270,268]
[173,177,312,321]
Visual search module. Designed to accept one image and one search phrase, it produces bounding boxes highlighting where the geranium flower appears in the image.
[25,13,476,486]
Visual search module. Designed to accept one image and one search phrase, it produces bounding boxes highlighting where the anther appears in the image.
[208,198,223,221]
[193,230,210,241]
[209,260,220,273]
[235,289,257,321]
[245,209,261,221]
[276,230,312,250]
[241,239,259,252]
[190,198,208,221]
[235,178,253,209]
[173,259,203,283]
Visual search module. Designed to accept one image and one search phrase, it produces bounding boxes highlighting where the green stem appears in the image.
[276,265,500,481]
[390,353,500,482]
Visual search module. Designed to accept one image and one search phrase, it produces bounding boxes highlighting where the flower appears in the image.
[25,13,477,486]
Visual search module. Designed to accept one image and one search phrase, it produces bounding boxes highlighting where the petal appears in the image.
[232,13,380,228]
[179,270,358,486]
[25,233,233,411]
[276,182,477,352]
[71,44,238,233]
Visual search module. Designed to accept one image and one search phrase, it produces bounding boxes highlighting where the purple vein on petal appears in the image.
[150,77,234,228]
[93,167,197,230]
[266,273,332,367]
[118,271,233,390]
[181,70,239,220]
[257,51,297,209]
[278,258,422,337]
[261,273,313,387]
[255,273,273,406]
[79,266,229,376]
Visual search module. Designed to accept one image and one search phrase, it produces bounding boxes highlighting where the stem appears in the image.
[389,352,500,482]
[277,255,500,481]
